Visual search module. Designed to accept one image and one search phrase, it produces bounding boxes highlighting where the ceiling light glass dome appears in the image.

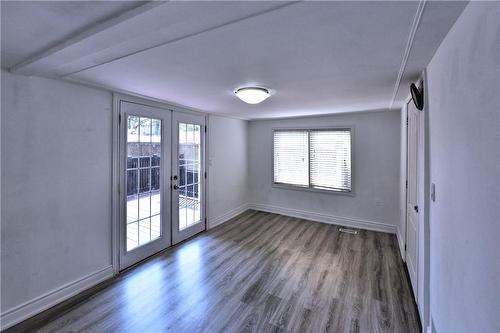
[235,87,270,104]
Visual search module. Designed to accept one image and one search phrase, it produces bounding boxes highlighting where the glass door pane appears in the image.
[119,100,171,271]
[178,123,202,230]
[126,115,162,251]
[172,112,205,245]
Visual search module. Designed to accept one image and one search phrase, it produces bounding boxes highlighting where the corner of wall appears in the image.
[208,203,250,229]
[396,226,406,260]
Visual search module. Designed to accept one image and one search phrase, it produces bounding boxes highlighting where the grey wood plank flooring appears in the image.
[6,210,420,333]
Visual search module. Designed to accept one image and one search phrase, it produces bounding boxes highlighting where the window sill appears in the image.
[272,183,355,197]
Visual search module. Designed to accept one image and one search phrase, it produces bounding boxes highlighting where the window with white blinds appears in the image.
[273,130,309,187]
[273,128,352,193]
[310,130,351,191]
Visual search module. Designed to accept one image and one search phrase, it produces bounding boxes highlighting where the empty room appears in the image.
[1,1,499,332]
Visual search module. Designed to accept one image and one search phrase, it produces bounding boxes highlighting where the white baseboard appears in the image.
[248,203,397,234]
[208,203,250,229]
[0,265,113,330]
[396,227,406,261]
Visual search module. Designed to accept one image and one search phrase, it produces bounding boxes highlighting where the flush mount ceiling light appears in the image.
[235,87,270,104]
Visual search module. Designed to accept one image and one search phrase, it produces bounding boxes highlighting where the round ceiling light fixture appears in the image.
[235,87,270,104]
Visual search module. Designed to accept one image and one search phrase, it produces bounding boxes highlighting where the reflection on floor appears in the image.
[11,210,420,333]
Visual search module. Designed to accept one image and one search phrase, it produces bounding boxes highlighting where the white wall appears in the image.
[0,71,250,328]
[426,2,500,332]
[1,71,113,320]
[207,115,249,227]
[248,110,401,232]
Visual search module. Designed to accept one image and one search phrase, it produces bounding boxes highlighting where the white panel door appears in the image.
[119,101,172,270]
[171,112,206,244]
[406,100,419,297]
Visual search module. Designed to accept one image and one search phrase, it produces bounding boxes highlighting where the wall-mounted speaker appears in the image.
[410,83,424,110]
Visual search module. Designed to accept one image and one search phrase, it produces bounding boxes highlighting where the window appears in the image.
[273,130,309,187]
[273,128,352,193]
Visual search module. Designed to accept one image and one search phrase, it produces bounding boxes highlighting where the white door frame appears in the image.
[171,111,206,244]
[118,101,172,270]
[112,93,208,274]
[401,71,431,331]
[406,95,420,298]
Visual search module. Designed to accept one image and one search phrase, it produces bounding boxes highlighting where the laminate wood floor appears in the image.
[7,210,420,333]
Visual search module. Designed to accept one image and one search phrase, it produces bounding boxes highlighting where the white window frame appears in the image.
[272,126,355,196]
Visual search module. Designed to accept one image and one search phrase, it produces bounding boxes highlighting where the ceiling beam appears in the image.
[9,1,166,75]
[60,1,300,78]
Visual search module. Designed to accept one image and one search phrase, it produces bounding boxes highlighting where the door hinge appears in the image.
[204,171,207,179]
[119,113,122,124]
[205,125,207,133]
[205,217,207,224]
[406,117,408,126]
[405,180,408,189]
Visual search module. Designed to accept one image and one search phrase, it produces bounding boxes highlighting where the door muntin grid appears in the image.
[126,115,162,251]
[178,123,201,230]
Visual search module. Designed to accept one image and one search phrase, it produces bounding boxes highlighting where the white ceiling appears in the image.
[1,1,467,119]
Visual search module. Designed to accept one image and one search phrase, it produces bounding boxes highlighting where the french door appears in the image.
[118,100,206,270]
[171,112,206,245]
[119,101,172,270]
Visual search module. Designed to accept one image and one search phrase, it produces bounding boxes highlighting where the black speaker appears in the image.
[410,83,424,110]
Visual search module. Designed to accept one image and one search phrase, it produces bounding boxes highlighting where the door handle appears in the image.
[414,205,419,213]
[172,175,178,180]
[173,185,179,190]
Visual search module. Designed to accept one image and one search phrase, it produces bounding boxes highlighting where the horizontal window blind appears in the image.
[273,128,352,193]
[310,129,351,191]
[273,130,309,187]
